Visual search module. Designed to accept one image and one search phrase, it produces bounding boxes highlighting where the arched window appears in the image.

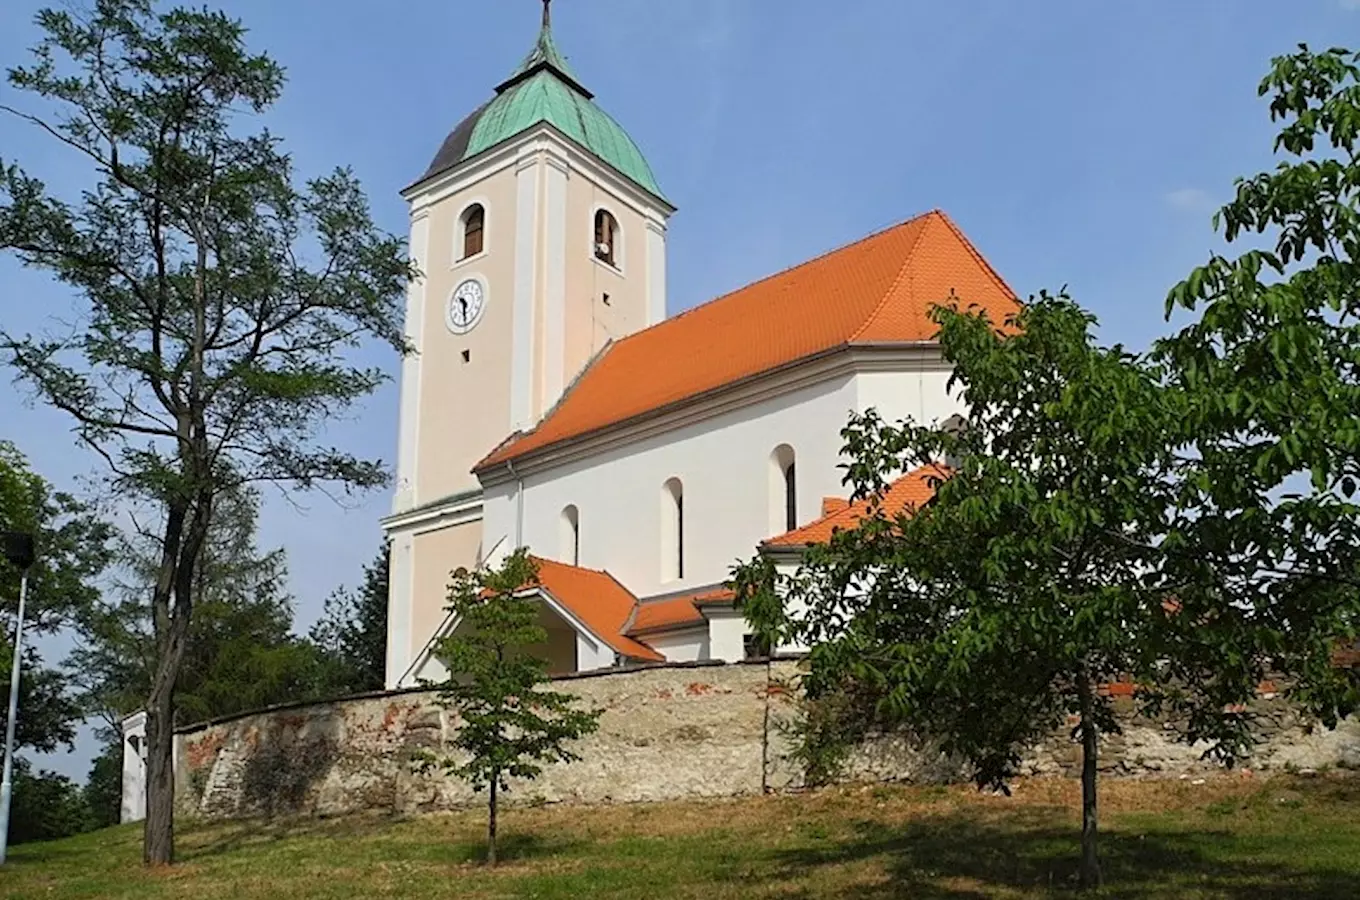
[770,445,797,535]
[594,208,618,267]
[661,477,684,581]
[461,204,485,260]
[561,505,580,566]
[940,414,967,470]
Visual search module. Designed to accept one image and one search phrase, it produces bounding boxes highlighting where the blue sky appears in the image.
[1,0,1355,779]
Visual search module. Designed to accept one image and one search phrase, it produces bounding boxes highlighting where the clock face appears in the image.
[446,278,486,334]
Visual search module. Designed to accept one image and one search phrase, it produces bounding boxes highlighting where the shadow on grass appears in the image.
[181,813,587,868]
[774,807,1358,899]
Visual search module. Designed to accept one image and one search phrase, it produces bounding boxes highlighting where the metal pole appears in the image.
[0,570,30,865]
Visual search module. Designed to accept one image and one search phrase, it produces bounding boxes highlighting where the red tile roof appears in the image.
[476,211,1018,470]
[627,597,706,635]
[624,587,738,637]
[764,464,948,548]
[528,556,663,662]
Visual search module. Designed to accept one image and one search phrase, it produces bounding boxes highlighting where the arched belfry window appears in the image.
[461,204,485,260]
[770,445,797,535]
[594,209,618,267]
[561,505,580,566]
[661,477,684,581]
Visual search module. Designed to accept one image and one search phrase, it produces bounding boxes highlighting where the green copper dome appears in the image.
[416,8,668,204]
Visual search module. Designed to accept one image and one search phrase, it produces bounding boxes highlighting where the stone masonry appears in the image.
[174,659,1360,821]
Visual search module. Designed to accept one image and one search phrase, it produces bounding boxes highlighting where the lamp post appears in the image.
[0,531,36,865]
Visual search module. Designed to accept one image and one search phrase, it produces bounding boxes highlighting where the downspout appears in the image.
[506,459,524,549]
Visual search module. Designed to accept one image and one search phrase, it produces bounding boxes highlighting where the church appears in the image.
[381,5,1020,688]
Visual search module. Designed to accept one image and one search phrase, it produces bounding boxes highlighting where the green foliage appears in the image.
[83,738,125,831]
[0,0,411,862]
[73,485,329,728]
[7,757,95,845]
[0,440,111,756]
[738,293,1182,779]
[308,541,390,696]
[423,550,602,864]
[0,440,113,635]
[736,43,1360,891]
[1155,43,1360,735]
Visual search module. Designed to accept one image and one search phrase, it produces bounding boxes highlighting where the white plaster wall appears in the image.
[120,712,147,824]
[854,368,962,434]
[483,376,853,595]
[482,364,962,606]
[576,632,615,671]
[773,557,811,655]
[707,609,749,663]
[644,628,710,662]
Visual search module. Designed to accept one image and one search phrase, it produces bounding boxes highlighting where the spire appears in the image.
[496,1,591,97]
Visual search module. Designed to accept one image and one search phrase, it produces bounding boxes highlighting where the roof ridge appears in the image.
[848,209,941,344]
[475,215,935,473]
[932,210,1021,320]
[644,210,939,336]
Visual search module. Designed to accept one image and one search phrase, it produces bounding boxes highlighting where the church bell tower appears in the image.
[382,2,676,687]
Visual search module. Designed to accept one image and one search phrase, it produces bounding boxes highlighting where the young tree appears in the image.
[0,1,411,864]
[309,540,389,695]
[421,551,602,866]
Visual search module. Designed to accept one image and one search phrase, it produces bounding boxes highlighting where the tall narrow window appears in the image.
[662,477,684,581]
[770,445,797,535]
[594,209,618,267]
[560,505,580,566]
[940,414,967,470]
[461,204,485,260]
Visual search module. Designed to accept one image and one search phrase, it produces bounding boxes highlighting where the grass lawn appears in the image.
[4,774,1360,898]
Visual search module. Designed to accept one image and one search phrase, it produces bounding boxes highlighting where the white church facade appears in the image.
[380,6,1020,688]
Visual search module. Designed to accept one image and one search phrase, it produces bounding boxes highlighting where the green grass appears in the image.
[5,775,1360,898]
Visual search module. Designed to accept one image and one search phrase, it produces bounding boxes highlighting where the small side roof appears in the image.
[529,556,663,662]
[764,464,948,549]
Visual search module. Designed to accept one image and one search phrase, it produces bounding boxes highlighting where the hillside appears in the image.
[6,775,1360,898]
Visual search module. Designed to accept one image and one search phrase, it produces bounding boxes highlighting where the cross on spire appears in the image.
[542,0,552,31]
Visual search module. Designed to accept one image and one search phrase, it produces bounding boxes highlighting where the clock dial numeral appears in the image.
[447,279,486,333]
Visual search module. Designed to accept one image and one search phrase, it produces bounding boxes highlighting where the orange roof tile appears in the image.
[624,586,738,637]
[528,556,664,662]
[477,211,1018,470]
[627,597,706,635]
[765,464,948,548]
[821,497,851,517]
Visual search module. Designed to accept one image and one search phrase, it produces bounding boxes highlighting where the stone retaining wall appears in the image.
[173,659,1360,821]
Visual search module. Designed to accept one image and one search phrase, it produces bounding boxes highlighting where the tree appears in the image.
[6,759,92,845]
[0,440,111,844]
[740,294,1186,889]
[1155,43,1360,735]
[73,485,330,730]
[421,551,602,866]
[309,540,389,696]
[0,1,411,864]
[83,738,124,830]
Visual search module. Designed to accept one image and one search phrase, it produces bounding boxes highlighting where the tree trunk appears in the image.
[142,676,176,865]
[1077,679,1102,891]
[487,776,498,866]
[143,491,209,866]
